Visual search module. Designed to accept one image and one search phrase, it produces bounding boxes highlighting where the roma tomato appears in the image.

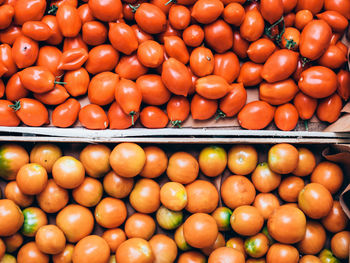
[18,66,58,93]
[233,30,249,59]
[0,63,7,78]
[166,96,190,126]
[115,53,148,80]
[85,45,119,75]
[115,78,142,124]
[204,20,233,53]
[137,40,164,68]
[50,0,77,8]
[260,0,283,24]
[131,24,153,44]
[223,3,245,26]
[191,0,224,24]
[157,22,181,44]
[182,25,204,47]
[238,101,275,130]
[274,103,299,131]
[324,0,350,19]
[78,4,94,24]
[195,75,230,99]
[63,34,88,52]
[42,15,63,46]
[140,106,169,128]
[136,74,171,105]
[164,36,189,64]
[34,84,69,105]
[10,98,48,127]
[237,62,263,87]
[64,67,90,97]
[213,52,240,83]
[88,72,118,106]
[0,25,23,45]
[293,92,318,120]
[0,5,14,30]
[109,22,138,55]
[108,101,137,129]
[52,98,80,128]
[316,11,349,33]
[299,20,332,60]
[162,58,192,96]
[57,48,88,71]
[168,4,191,30]
[36,46,63,77]
[190,47,214,77]
[14,0,46,25]
[240,8,265,42]
[0,100,20,126]
[12,36,38,69]
[317,45,347,69]
[298,66,337,99]
[21,21,52,41]
[247,38,276,64]
[259,79,299,105]
[79,104,109,130]
[56,5,81,37]
[282,0,297,13]
[316,93,342,123]
[262,49,299,83]
[134,3,167,34]
[5,73,29,101]
[191,94,218,120]
[337,70,350,101]
[296,0,324,14]
[0,43,17,77]
[219,83,247,117]
[88,0,122,22]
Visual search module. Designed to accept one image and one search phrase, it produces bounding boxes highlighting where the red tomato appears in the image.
[189,46,214,77]
[281,27,300,50]
[259,79,299,106]
[260,0,283,24]
[21,21,52,41]
[237,62,263,87]
[223,3,245,26]
[213,52,240,83]
[88,0,122,22]
[195,75,230,99]
[166,96,190,126]
[131,24,153,44]
[0,44,17,77]
[0,25,23,45]
[151,0,172,14]
[191,94,218,120]
[295,10,314,30]
[247,38,276,64]
[299,20,332,60]
[0,100,20,126]
[274,103,299,131]
[164,36,189,64]
[34,85,69,105]
[82,21,107,46]
[115,53,148,80]
[0,80,4,97]
[50,0,77,8]
[18,66,57,93]
[12,36,39,69]
[0,5,15,30]
[77,4,94,24]
[317,11,349,33]
[182,25,205,47]
[63,34,88,52]
[56,5,81,37]
[137,40,164,68]
[219,83,247,117]
[52,98,81,128]
[10,98,48,127]
[79,104,109,130]
[317,45,347,69]
[14,0,46,25]
[136,74,171,105]
[204,20,233,53]
[5,73,29,101]
[88,72,118,106]
[57,48,88,71]
[191,0,224,24]
[42,15,63,46]
[233,30,249,59]
[324,0,350,19]
[168,4,191,30]
[108,101,137,129]
[64,67,90,97]
[162,58,192,96]
[85,45,119,75]
[317,93,342,123]
[282,0,297,13]
[157,22,181,44]
[298,66,338,99]
[36,46,63,77]
[284,13,296,27]
[293,92,317,120]
[240,8,265,42]
[109,22,138,55]
[0,62,8,78]
[238,101,275,130]
[337,70,350,101]
[134,3,167,34]
[140,106,169,128]
[296,0,324,14]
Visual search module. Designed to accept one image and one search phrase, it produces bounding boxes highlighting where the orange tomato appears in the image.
[322,201,349,233]
[14,0,46,25]
[72,177,103,207]
[85,45,119,75]
[191,94,218,120]
[140,106,169,128]
[64,68,89,97]
[36,46,63,77]
[95,197,127,228]
[240,8,265,42]
[190,46,214,77]
[293,147,316,177]
[253,193,280,219]
[82,21,107,46]
[191,0,223,24]
[79,104,109,130]
[35,225,66,255]
[209,247,245,263]
[102,228,126,253]
[124,213,155,240]
[231,205,264,236]
[12,36,38,69]
[129,178,160,213]
[160,182,187,211]
[223,3,245,26]
[316,93,342,123]
[0,100,20,127]
[42,15,63,45]
[149,234,177,263]
[103,171,134,199]
[79,144,110,178]
[0,199,24,236]
[168,4,191,30]
[237,62,263,86]
[274,103,299,131]
[252,162,281,193]
[330,231,350,259]
[116,238,154,263]
[109,22,138,55]
[268,143,299,174]
[52,98,81,128]
[164,36,189,64]
[266,243,299,263]
[22,21,52,42]
[134,3,167,34]
[297,221,326,255]
[238,101,275,130]
[167,151,199,184]
[52,244,74,263]
[293,92,318,120]
[108,101,137,130]
[52,156,85,189]
[88,72,118,106]
[0,44,17,78]
[228,145,258,175]
[73,235,110,263]
[278,176,305,202]
[139,146,168,178]
[311,161,343,194]
[318,44,347,69]
[3,232,23,253]
[4,181,33,208]
[17,242,49,263]
[56,5,81,37]
[204,19,233,53]
[182,24,204,47]
[88,0,122,21]
[16,163,47,195]
[36,179,68,213]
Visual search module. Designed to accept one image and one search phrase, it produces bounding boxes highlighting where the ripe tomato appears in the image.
[223,3,245,26]
[140,146,168,179]
[88,72,118,106]
[317,11,349,33]
[109,22,138,55]
[52,244,74,263]
[317,93,342,123]
[166,96,190,126]
[324,0,350,19]
[36,46,63,77]
[268,143,299,174]
[228,145,258,175]
[131,24,153,44]
[102,228,126,253]
[18,66,57,93]
[79,144,110,179]
[160,182,187,211]
[296,0,324,14]
[201,232,225,256]
[85,45,119,75]
[237,62,263,86]
[134,3,167,34]
[297,221,326,255]
[322,201,348,233]
[30,143,61,174]
[116,238,154,263]
[318,44,347,69]
[260,79,299,106]
[149,235,177,263]
[311,161,343,194]
[62,34,88,52]
[115,53,148,80]
[0,100,20,126]
[125,212,153,236]
[168,4,190,30]
[79,104,109,130]
[35,225,66,255]
[191,94,218,120]
[282,0,297,13]
[182,25,204,47]
[204,20,233,53]
[213,52,240,83]
[281,27,300,50]
[260,0,283,24]
[5,181,33,208]
[195,75,230,99]
[253,193,280,219]
[233,30,249,59]
[278,176,305,202]
[56,5,81,37]
[3,233,23,253]
[88,0,122,22]
[247,38,276,64]
[240,8,265,42]
[331,231,350,259]
[238,101,275,130]
[299,255,322,263]
[21,21,52,42]
[12,36,38,69]
[137,74,170,105]
[17,242,49,263]
[199,145,227,178]
[130,178,160,213]
[78,4,94,23]
[0,144,29,181]
[274,103,299,131]
[189,47,214,77]
[231,205,264,236]
[293,92,318,120]
[57,48,88,71]
[266,244,299,263]
[137,40,164,68]
[5,74,28,101]
[42,15,63,45]
[103,171,134,198]
[140,106,169,128]
[37,178,69,213]
[157,22,181,44]
[299,66,338,99]
[10,98,48,127]
[191,0,224,24]
[0,5,14,30]
[292,147,316,177]
[95,197,127,228]
[166,151,198,184]
[299,20,332,60]
[337,70,350,100]
[0,25,23,45]
[34,85,69,105]
[244,233,269,258]
[219,83,247,118]
[14,0,46,25]
[21,207,47,237]
[108,102,136,130]
[151,0,172,14]
[64,68,90,97]
[252,162,281,193]
[0,43,17,77]
[208,247,245,263]
[164,36,189,64]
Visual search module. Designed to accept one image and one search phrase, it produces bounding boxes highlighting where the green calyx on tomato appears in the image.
[48,5,58,15]
[283,38,297,50]
[21,209,38,235]
[171,120,183,128]
[128,4,140,13]
[8,101,21,112]
[265,16,285,44]
[215,110,226,120]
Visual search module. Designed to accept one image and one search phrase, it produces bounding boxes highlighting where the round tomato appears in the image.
[73,235,110,263]
[190,46,214,77]
[237,62,263,86]
[266,244,299,263]
[116,238,154,263]
[182,25,204,47]
[72,177,103,207]
[17,242,49,263]
[223,3,245,26]
[168,4,190,30]
[37,179,68,213]
[35,225,66,255]
[322,201,348,233]
[204,19,233,53]
[82,21,107,46]
[166,151,199,184]
[166,95,190,126]
[297,221,326,255]
[274,103,299,131]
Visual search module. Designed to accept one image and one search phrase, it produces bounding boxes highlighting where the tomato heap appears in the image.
[0,0,349,130]
[0,142,349,263]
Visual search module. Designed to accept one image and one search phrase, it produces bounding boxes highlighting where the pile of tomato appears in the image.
[0,0,349,130]
[0,142,348,263]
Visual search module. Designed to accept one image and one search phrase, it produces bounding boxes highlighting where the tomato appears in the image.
[293,92,317,120]
[137,40,164,68]
[233,30,249,59]
[131,24,153,44]
[116,238,154,263]
[57,48,88,71]
[6,73,30,101]
[209,247,245,263]
[36,46,63,77]
[300,20,332,60]
[298,183,333,219]
[213,52,240,83]
[331,231,350,260]
[134,3,167,34]
[21,207,47,237]
[291,147,316,177]
[237,62,263,86]
[79,144,110,179]
[190,94,218,120]
[260,79,299,106]
[0,100,20,126]
[174,224,191,251]
[227,145,257,175]
[278,176,304,203]
[324,0,350,19]
[18,66,55,93]
[201,232,225,256]
[182,25,204,47]
[103,171,134,198]
[16,163,47,195]
[260,0,283,24]
[284,12,296,27]
[223,3,245,26]
[164,36,189,64]
[247,39,276,64]
[157,22,181,44]
[274,103,299,131]
[189,47,214,77]
[191,0,224,24]
[262,49,299,83]
[281,27,300,50]
[298,221,326,255]
[336,41,347,55]
[63,34,88,52]
[195,75,230,100]
[50,0,77,8]
[219,83,247,118]
[299,66,337,99]
[41,15,63,46]
[17,242,49,263]
[149,235,177,263]
[3,233,23,253]
[115,53,148,80]
[198,145,227,178]
[162,58,192,96]
[78,4,94,23]
[10,98,48,127]
[318,45,346,69]
[30,143,61,174]
[296,0,324,14]
[238,101,275,130]
[140,146,168,179]
[253,193,280,220]
[0,199,23,237]
[166,96,190,126]
[245,233,269,258]
[282,0,297,13]
[95,197,127,229]
[150,0,172,14]
[231,205,264,237]
[167,151,199,184]
[140,106,169,128]
[268,143,299,175]
[35,225,65,255]
[156,205,183,230]
[296,11,314,31]
[85,45,119,74]
[311,161,343,195]
[5,181,33,207]
[14,0,46,25]
[161,183,188,212]
[204,20,233,53]
[185,180,218,214]
[240,8,265,42]
[0,144,29,181]
[88,72,118,106]
[322,201,348,233]
[251,162,281,193]
[136,74,170,105]
[319,249,341,263]
[72,177,102,207]
[317,93,342,123]
[300,255,322,263]
[21,21,52,42]
[73,235,110,263]
[337,70,350,101]
[317,11,348,33]
[267,244,299,263]
[107,102,134,129]
[102,228,126,253]
[56,5,81,37]
[79,104,109,130]
[0,5,14,30]
[0,44,17,78]
[292,56,312,82]
[64,68,90,97]
[129,178,160,214]
[34,85,69,105]
[88,0,121,21]
[109,22,138,55]
[52,244,74,263]
[12,36,38,69]
[37,178,68,213]
[168,4,190,30]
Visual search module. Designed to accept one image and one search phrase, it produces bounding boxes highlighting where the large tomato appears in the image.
[134,3,167,34]
[219,83,247,117]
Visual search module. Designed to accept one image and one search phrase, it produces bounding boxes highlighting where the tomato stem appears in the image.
[301,57,310,67]
[8,101,21,111]
[54,81,67,85]
[128,4,140,12]
[165,0,176,6]
[283,37,296,50]
[48,5,58,15]
[130,111,137,126]
[171,120,182,128]
[304,120,309,131]
[215,110,226,121]
[265,16,285,44]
